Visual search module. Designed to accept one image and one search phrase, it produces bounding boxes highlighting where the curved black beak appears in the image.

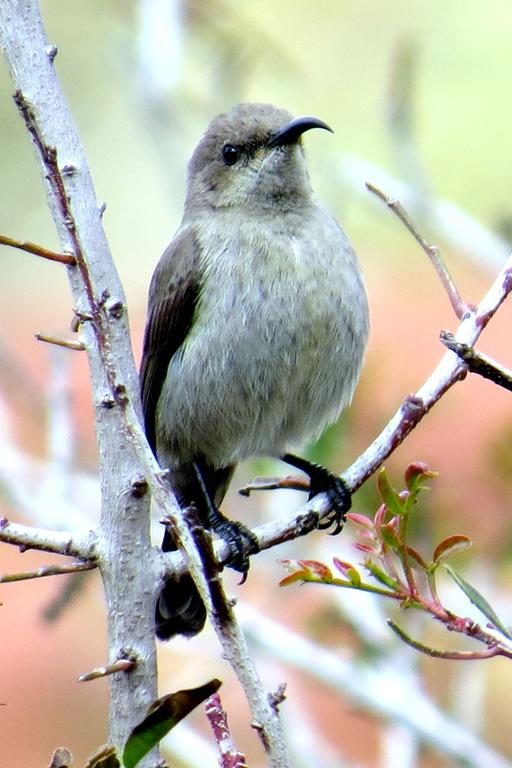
[267,116,333,148]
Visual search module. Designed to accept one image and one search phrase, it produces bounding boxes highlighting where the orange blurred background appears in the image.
[1,1,512,766]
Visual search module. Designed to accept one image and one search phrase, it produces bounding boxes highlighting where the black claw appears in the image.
[213,518,259,575]
[281,454,352,536]
[310,470,351,534]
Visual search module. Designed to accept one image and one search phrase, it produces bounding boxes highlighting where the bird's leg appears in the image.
[192,461,259,578]
[280,453,352,535]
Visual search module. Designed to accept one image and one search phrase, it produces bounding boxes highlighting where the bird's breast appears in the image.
[157,207,369,466]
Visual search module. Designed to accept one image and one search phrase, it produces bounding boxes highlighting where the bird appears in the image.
[140,102,369,640]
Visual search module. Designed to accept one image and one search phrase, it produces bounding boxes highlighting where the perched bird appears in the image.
[140,103,369,639]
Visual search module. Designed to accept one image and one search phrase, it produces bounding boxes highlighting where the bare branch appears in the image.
[0,233,76,265]
[0,519,95,558]
[159,507,293,767]
[344,251,512,494]
[0,561,95,583]
[366,182,468,318]
[440,331,512,392]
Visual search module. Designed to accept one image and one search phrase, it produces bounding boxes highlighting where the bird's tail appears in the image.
[155,527,206,639]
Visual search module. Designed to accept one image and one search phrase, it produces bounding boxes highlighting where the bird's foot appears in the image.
[212,516,259,581]
[281,453,352,535]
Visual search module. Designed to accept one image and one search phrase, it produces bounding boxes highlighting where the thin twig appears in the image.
[0,233,76,265]
[35,332,85,351]
[440,331,512,392]
[0,560,95,583]
[387,620,511,660]
[342,154,509,271]
[78,658,136,683]
[238,474,309,496]
[366,182,468,318]
[205,693,248,768]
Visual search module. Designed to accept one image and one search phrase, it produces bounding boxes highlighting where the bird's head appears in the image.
[185,102,333,213]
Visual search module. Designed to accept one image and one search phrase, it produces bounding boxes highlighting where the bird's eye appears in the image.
[222,144,241,166]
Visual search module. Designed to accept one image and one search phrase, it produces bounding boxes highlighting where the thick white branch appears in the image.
[0,2,158,761]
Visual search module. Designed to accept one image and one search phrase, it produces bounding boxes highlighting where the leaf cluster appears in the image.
[280,464,512,661]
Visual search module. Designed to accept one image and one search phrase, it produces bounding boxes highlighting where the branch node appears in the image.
[72,308,94,324]
[441,330,512,391]
[60,163,76,177]
[113,382,129,406]
[268,683,287,712]
[402,395,426,423]
[130,474,149,498]
[45,44,58,63]
[99,393,116,409]
[104,296,125,319]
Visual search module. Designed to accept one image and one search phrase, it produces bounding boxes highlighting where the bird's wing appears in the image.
[140,227,201,453]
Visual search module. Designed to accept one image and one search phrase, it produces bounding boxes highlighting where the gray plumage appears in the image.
[141,103,369,639]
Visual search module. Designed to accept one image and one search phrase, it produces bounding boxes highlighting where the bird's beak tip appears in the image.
[267,116,334,148]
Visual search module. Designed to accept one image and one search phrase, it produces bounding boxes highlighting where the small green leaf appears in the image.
[365,560,399,590]
[445,565,512,640]
[377,468,404,516]
[380,522,402,551]
[85,746,120,768]
[122,679,221,768]
[433,535,472,565]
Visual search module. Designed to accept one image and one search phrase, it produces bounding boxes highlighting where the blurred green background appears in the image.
[1,1,512,766]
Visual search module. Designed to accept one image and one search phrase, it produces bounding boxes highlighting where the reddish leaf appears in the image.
[333,558,361,586]
[354,542,379,555]
[433,535,472,565]
[278,572,306,587]
[346,512,373,529]
[297,560,333,580]
[405,462,438,492]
